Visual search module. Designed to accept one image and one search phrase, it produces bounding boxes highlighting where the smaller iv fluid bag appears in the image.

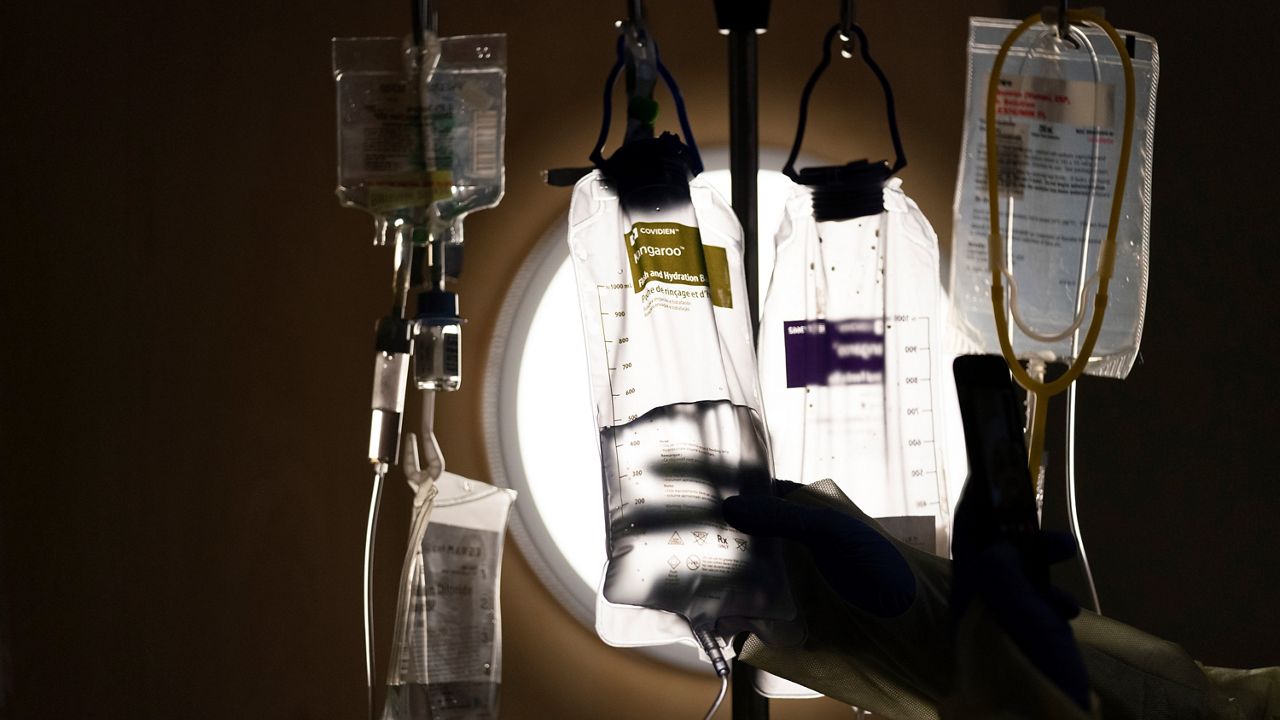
[567,148,793,652]
[950,18,1159,378]
[333,34,507,240]
[384,473,515,720]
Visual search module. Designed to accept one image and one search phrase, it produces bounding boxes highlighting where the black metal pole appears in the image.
[714,4,770,718]
[728,29,761,340]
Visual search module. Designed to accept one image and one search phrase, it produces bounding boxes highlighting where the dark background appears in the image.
[2,0,1277,718]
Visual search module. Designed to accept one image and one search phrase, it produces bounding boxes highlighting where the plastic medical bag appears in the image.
[759,179,958,556]
[383,468,516,720]
[332,33,506,244]
[754,179,967,700]
[566,135,794,660]
[950,17,1158,378]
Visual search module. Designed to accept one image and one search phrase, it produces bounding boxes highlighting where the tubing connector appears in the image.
[692,626,730,678]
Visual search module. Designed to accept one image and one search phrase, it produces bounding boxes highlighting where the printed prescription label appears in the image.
[624,222,732,308]
[993,75,1115,128]
[782,318,885,388]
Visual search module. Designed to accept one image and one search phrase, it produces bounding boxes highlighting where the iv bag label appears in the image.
[421,522,501,686]
[368,172,454,211]
[624,222,732,309]
[994,75,1115,128]
[782,318,885,388]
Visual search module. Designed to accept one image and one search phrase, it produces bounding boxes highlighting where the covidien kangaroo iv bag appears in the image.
[950,18,1158,378]
[759,179,958,557]
[384,465,515,720]
[567,135,795,662]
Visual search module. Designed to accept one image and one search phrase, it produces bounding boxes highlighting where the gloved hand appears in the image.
[723,479,916,618]
[950,487,1092,712]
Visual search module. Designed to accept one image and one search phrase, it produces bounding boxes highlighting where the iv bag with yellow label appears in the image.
[949,17,1159,378]
[566,134,795,660]
[332,33,506,244]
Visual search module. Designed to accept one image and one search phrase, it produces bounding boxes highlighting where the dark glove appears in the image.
[951,487,1091,711]
[723,480,916,618]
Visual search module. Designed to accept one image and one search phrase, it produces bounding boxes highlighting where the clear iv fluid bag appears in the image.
[950,18,1159,378]
[332,34,507,238]
[759,180,959,557]
[383,473,515,720]
[567,169,793,650]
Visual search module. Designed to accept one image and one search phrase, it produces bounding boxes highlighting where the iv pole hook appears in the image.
[839,0,856,57]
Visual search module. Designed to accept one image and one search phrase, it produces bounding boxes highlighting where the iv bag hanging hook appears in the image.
[783,22,906,181]
[587,8,704,174]
[839,0,856,57]
[616,0,658,144]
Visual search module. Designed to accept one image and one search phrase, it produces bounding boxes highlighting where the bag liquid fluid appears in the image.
[950,18,1158,378]
[332,33,506,245]
[753,180,967,700]
[383,472,516,720]
[567,136,794,656]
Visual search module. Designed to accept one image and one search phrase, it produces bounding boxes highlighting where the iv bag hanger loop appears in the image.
[782,21,906,185]
[587,2,704,175]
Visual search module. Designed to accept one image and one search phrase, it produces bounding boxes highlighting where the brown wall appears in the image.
[1,1,1277,718]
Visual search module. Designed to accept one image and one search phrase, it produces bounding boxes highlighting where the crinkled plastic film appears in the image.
[950,18,1158,378]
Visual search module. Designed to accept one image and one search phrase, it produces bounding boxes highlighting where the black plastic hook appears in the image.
[783,23,906,182]
[1057,0,1069,39]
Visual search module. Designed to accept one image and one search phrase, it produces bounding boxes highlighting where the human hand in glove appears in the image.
[722,479,916,619]
[950,484,1092,712]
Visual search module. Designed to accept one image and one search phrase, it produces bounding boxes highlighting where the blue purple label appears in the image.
[783,318,886,388]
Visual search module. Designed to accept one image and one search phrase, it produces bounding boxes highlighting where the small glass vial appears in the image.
[414,290,463,391]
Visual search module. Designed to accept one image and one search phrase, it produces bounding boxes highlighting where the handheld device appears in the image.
[952,354,1047,591]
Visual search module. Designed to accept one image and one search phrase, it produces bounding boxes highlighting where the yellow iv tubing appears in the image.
[985,11,1137,480]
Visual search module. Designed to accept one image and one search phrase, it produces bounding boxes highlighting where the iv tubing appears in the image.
[703,675,729,720]
[985,10,1136,480]
[363,466,386,720]
[1066,380,1102,613]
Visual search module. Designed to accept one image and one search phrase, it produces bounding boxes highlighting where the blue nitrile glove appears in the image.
[951,485,1092,712]
[723,479,916,618]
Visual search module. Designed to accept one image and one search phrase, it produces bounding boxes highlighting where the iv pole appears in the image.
[714,4,771,719]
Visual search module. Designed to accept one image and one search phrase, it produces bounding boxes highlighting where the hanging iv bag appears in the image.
[566,134,795,661]
[333,32,506,245]
[759,179,961,556]
[383,469,516,720]
[949,17,1159,378]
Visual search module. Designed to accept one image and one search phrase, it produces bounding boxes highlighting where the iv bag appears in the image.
[754,179,966,699]
[332,33,507,243]
[760,178,959,553]
[566,139,794,658]
[950,18,1159,378]
[383,472,516,720]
